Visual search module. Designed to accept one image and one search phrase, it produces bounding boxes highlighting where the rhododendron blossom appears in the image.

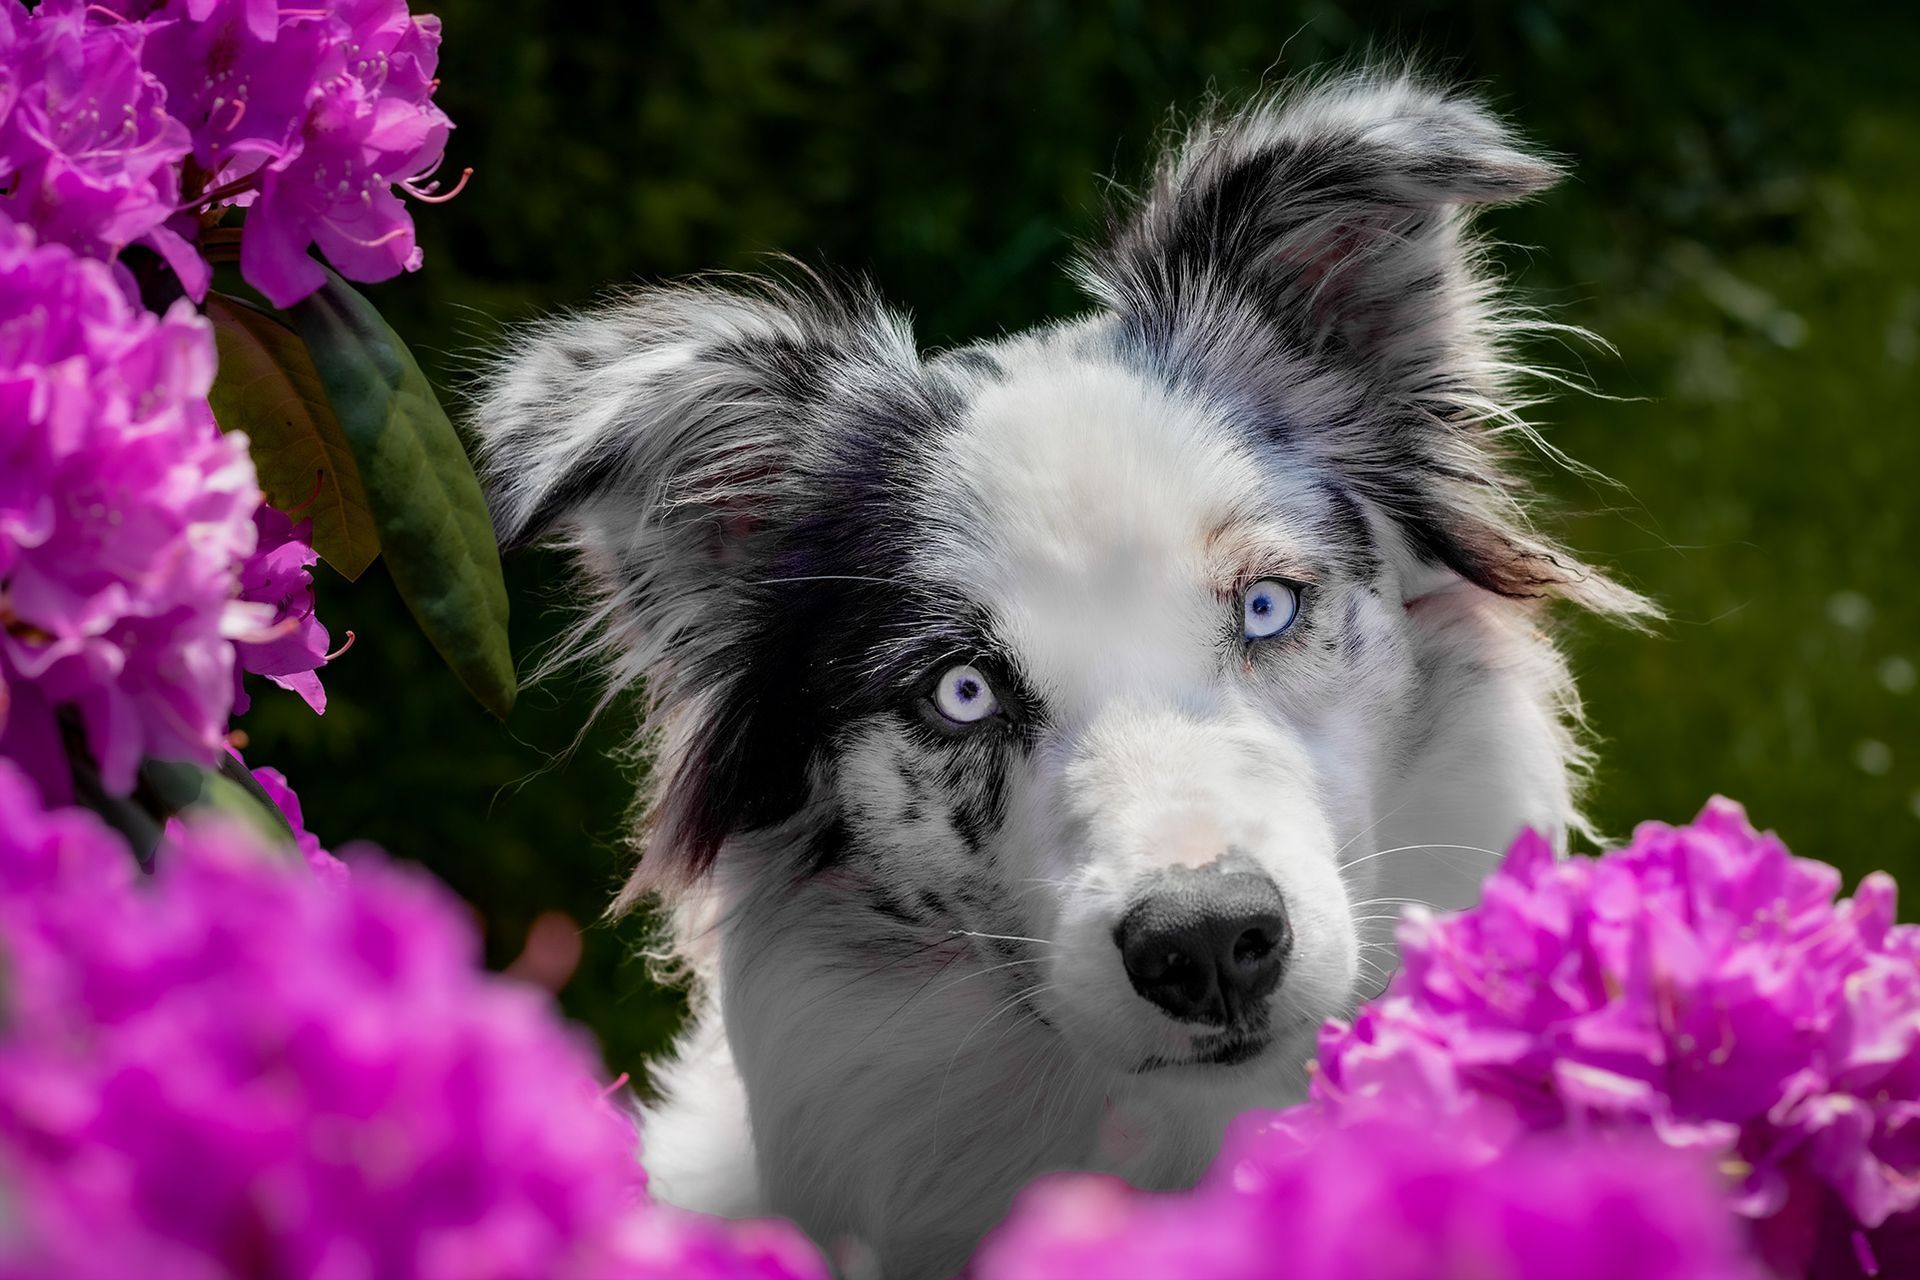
[0,0,206,295]
[1298,799,1920,1279]
[241,753,347,883]
[0,760,829,1280]
[136,0,458,305]
[975,1115,1765,1280]
[233,502,330,714]
[0,217,259,802]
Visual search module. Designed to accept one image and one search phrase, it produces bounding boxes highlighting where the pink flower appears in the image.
[243,754,346,883]
[602,1208,834,1280]
[0,215,259,802]
[974,1116,1764,1280]
[0,0,207,296]
[137,0,458,306]
[1299,799,1920,1279]
[0,759,829,1280]
[243,0,452,305]
[233,502,330,715]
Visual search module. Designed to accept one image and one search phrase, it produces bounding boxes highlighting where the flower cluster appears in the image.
[0,759,827,1280]
[136,0,460,306]
[0,0,452,798]
[0,1,204,291]
[603,1210,833,1280]
[0,220,258,803]
[1301,799,1920,1279]
[0,6,836,1277]
[974,1115,1764,1280]
[1,0,460,307]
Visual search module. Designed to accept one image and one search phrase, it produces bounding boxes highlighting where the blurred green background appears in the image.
[240,1,1920,1081]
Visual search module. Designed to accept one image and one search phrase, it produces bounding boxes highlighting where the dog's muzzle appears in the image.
[1113,866,1291,1027]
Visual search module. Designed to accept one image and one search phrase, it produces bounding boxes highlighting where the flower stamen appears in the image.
[400,166,471,204]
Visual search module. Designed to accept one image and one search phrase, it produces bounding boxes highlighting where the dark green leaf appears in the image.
[68,748,298,872]
[214,752,302,843]
[291,267,516,719]
[136,757,213,814]
[139,758,301,859]
[206,293,381,580]
[70,759,166,872]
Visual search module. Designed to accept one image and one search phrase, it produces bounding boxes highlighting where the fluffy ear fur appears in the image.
[1082,69,1653,619]
[468,279,924,895]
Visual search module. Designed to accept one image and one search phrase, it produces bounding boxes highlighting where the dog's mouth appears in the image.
[1132,1032,1273,1073]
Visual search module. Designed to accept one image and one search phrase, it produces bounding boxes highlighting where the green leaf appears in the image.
[66,744,299,872]
[206,293,381,580]
[291,267,516,719]
[70,761,167,872]
[139,758,302,860]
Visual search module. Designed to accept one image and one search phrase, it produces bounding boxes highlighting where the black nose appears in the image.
[1115,869,1291,1026]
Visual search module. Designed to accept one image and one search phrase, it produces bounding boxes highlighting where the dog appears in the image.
[471,67,1652,1279]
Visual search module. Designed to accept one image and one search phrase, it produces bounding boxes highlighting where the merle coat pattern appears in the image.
[471,68,1651,1279]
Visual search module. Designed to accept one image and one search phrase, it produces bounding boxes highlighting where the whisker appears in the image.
[933,982,1054,1128]
[949,929,1059,948]
[830,949,970,1063]
[1339,842,1505,873]
[923,956,1048,1001]
[1032,1035,1092,1152]
[746,574,905,586]
[784,936,956,1018]
[1331,796,1421,862]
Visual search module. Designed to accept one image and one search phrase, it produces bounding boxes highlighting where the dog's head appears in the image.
[474,72,1648,1080]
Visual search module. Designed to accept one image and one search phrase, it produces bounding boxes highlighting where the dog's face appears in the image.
[820,358,1406,1075]
[475,74,1648,1089]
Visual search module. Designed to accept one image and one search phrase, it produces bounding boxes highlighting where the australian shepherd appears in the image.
[472,67,1651,1279]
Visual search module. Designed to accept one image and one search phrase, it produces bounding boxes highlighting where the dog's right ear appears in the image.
[473,280,887,661]
[476,283,836,557]
[469,282,908,892]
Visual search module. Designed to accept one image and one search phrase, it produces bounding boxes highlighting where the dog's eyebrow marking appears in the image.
[1338,593,1369,659]
[1204,517,1322,591]
[1316,480,1381,580]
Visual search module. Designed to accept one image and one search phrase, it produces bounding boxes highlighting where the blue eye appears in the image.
[932,663,1000,723]
[1242,579,1301,640]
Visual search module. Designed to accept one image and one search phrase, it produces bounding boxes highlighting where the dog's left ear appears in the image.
[1086,70,1559,377]
[1085,70,1651,619]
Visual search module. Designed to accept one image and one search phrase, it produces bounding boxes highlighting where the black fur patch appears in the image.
[506,443,626,551]
[706,333,837,407]
[1317,479,1381,581]
[939,348,1006,381]
[659,364,1034,877]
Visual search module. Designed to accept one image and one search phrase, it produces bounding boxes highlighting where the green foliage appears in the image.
[139,757,301,854]
[69,748,297,870]
[206,294,381,581]
[240,0,1920,1081]
[291,268,517,720]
